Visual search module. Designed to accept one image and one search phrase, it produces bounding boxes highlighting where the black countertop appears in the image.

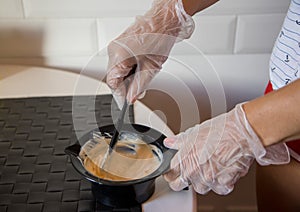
[0,95,136,212]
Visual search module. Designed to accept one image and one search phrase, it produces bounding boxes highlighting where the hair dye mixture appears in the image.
[79,132,163,181]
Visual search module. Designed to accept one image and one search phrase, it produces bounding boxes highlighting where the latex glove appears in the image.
[106,0,194,107]
[163,103,290,195]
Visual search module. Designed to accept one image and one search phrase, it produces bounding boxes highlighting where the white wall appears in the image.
[0,0,289,53]
[0,0,289,72]
[0,0,290,128]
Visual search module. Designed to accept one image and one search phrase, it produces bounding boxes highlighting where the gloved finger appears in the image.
[106,40,137,88]
[163,131,190,150]
[211,181,234,195]
[209,160,248,195]
[107,38,135,67]
[164,123,205,151]
[112,89,125,110]
[195,159,215,185]
[137,90,146,99]
[163,137,177,149]
[167,175,190,192]
[215,157,252,186]
[106,63,135,90]
[110,75,130,109]
[163,159,181,182]
[126,68,158,103]
[191,181,211,195]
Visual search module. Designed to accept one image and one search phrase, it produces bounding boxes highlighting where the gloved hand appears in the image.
[106,0,194,107]
[163,103,290,195]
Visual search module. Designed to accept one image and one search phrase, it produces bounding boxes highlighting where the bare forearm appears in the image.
[243,79,300,147]
[182,0,220,16]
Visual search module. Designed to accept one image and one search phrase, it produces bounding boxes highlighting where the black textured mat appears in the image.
[0,95,135,212]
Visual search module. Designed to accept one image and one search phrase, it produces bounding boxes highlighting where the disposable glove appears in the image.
[163,103,290,195]
[106,0,194,107]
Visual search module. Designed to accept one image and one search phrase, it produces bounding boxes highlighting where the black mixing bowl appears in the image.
[64,123,177,207]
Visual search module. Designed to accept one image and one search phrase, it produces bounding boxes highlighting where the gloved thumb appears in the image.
[163,132,187,150]
[164,123,202,150]
[163,137,178,149]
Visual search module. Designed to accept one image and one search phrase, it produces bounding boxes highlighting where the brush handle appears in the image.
[109,99,128,151]
[109,64,137,152]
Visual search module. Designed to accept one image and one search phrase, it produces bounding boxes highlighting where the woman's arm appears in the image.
[181,0,300,147]
[182,0,300,147]
[182,0,220,16]
[244,79,300,147]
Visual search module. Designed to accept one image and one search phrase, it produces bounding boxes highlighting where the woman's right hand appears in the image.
[106,0,195,107]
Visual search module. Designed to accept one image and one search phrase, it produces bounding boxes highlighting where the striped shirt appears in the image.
[269,0,300,160]
[270,0,300,89]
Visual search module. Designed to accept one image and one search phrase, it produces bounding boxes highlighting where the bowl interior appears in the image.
[65,124,177,186]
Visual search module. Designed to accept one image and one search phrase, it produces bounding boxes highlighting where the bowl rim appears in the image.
[65,123,177,186]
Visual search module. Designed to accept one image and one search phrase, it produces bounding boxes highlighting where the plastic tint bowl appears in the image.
[65,123,177,207]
